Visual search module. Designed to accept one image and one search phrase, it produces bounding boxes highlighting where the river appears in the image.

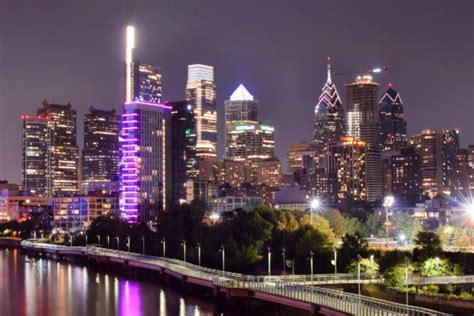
[0,248,306,316]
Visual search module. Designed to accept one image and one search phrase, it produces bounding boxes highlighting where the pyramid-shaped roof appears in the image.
[379,86,403,105]
[230,84,254,101]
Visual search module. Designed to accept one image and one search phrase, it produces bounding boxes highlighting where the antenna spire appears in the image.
[326,57,332,84]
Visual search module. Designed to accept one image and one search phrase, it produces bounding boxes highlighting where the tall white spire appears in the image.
[125,25,135,103]
[326,57,332,84]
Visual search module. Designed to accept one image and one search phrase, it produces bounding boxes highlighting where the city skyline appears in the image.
[1,1,473,183]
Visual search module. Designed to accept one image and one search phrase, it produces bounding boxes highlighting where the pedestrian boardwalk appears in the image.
[21,241,449,316]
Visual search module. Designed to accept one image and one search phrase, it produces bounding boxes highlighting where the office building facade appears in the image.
[37,100,79,196]
[186,64,217,159]
[379,85,407,151]
[82,107,120,193]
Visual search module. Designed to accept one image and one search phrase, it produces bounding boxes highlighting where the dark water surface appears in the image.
[0,248,306,316]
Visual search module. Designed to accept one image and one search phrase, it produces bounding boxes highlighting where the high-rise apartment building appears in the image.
[442,128,460,188]
[409,129,443,198]
[379,85,407,151]
[313,61,345,147]
[450,149,470,199]
[21,116,50,197]
[346,75,382,201]
[81,107,120,193]
[327,136,367,203]
[468,145,474,194]
[119,101,171,223]
[37,100,79,196]
[186,64,217,160]
[389,147,422,205]
[168,100,198,206]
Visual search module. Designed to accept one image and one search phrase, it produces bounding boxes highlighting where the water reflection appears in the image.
[0,249,304,316]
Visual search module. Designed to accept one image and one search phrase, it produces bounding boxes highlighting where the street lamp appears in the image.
[196,243,201,266]
[333,249,337,275]
[96,235,101,245]
[309,251,314,284]
[281,247,286,275]
[220,245,225,271]
[33,230,37,239]
[126,236,130,252]
[106,235,110,248]
[141,236,145,255]
[310,198,320,225]
[383,195,394,248]
[267,246,272,276]
[161,238,166,258]
[181,240,187,262]
[115,236,119,250]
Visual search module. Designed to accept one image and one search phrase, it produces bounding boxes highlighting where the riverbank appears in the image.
[363,284,474,316]
[0,237,22,248]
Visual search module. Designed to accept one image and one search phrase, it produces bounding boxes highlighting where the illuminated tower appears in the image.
[21,116,50,196]
[37,100,79,196]
[379,85,407,151]
[82,107,120,193]
[346,75,382,202]
[186,64,217,160]
[313,60,345,148]
[442,128,460,188]
[119,101,171,223]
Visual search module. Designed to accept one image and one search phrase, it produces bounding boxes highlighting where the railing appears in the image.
[22,241,449,316]
[408,275,474,285]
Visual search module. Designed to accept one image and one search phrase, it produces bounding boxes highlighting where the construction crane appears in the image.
[325,57,389,77]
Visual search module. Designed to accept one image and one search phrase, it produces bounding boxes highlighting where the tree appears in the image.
[420,257,462,277]
[391,212,417,240]
[413,231,443,263]
[348,258,380,277]
[323,208,361,237]
[338,233,369,272]
[360,213,385,238]
[299,214,335,241]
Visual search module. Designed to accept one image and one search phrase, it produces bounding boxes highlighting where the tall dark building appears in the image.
[442,128,460,188]
[37,100,79,196]
[346,75,382,202]
[313,61,345,148]
[21,116,50,196]
[81,107,120,193]
[390,147,422,205]
[450,149,470,199]
[168,100,197,206]
[379,85,407,151]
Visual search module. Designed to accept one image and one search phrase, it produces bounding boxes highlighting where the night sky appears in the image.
[0,0,473,183]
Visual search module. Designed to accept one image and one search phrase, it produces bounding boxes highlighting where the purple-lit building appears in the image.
[119,101,172,223]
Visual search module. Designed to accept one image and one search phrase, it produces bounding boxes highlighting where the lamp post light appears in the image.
[126,236,130,252]
[69,233,73,246]
[85,233,88,246]
[281,247,286,275]
[220,245,225,271]
[333,249,338,275]
[309,251,314,284]
[141,236,145,255]
[33,230,36,239]
[96,235,101,245]
[181,240,187,262]
[383,195,394,248]
[196,243,201,266]
[310,198,320,225]
[106,235,110,248]
[115,236,119,250]
[161,238,166,258]
[267,246,272,276]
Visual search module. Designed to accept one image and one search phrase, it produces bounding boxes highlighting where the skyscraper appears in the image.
[313,61,345,147]
[389,147,422,205]
[327,136,367,203]
[21,116,50,197]
[124,25,162,104]
[379,85,407,151]
[186,64,217,160]
[37,100,79,196]
[81,107,120,193]
[442,128,460,188]
[168,100,198,206]
[286,141,316,174]
[409,129,443,198]
[119,101,172,223]
[225,122,276,162]
[450,149,470,199]
[346,75,382,202]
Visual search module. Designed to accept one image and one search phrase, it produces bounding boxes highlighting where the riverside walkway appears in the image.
[21,240,449,316]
